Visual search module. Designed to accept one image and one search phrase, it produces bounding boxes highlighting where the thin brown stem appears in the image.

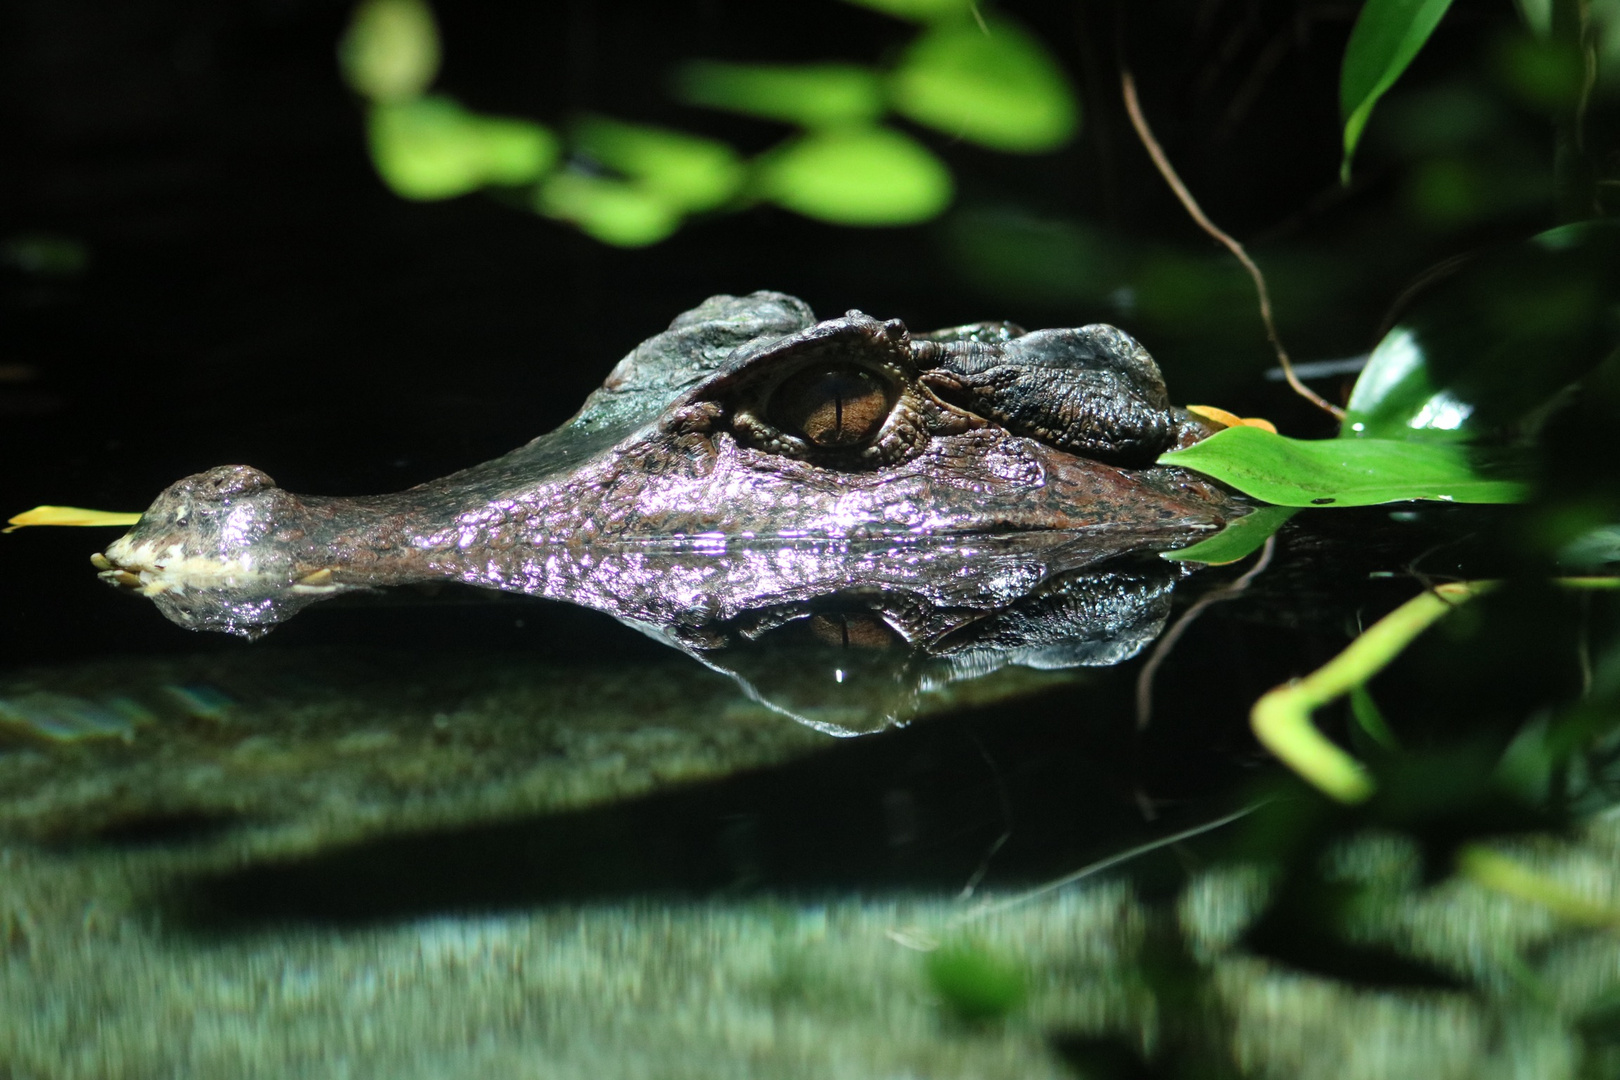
[1136,534,1278,731]
[1118,68,1346,421]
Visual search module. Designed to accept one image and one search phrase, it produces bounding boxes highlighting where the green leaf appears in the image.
[1343,221,1620,440]
[1340,0,1456,183]
[1162,505,1299,564]
[368,97,558,200]
[673,62,886,128]
[340,0,441,104]
[890,17,1078,152]
[536,174,682,247]
[1159,426,1529,507]
[571,117,745,213]
[755,126,953,225]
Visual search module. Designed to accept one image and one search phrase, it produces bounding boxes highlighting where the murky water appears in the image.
[8,507,1614,1078]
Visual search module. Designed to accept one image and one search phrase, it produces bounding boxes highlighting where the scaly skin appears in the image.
[96,292,1243,637]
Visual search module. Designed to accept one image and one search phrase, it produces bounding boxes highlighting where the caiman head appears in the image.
[96,291,1241,636]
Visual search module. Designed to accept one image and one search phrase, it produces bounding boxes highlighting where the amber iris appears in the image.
[771,366,890,448]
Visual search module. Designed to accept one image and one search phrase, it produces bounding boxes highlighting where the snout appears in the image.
[95,465,286,597]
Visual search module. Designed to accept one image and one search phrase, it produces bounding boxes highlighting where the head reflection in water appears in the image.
[643,542,1188,735]
[91,291,1235,728]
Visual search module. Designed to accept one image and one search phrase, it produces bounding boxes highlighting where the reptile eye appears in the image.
[769,366,891,449]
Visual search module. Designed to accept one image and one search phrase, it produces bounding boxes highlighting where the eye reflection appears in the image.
[770,365,891,449]
[807,612,897,650]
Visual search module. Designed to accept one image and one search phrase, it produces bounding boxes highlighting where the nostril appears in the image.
[190,465,276,501]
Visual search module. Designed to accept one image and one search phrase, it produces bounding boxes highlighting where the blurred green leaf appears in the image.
[1160,426,1529,506]
[1402,154,1552,230]
[839,0,979,24]
[536,173,682,247]
[1514,0,1553,36]
[1343,221,1620,440]
[925,945,1026,1023]
[1493,34,1587,110]
[0,234,89,278]
[1163,506,1299,564]
[755,126,953,225]
[673,62,886,128]
[890,17,1078,152]
[340,0,441,104]
[1340,0,1456,183]
[572,117,745,213]
[368,96,558,200]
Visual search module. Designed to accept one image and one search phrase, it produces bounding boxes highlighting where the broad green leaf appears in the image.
[369,97,558,200]
[536,173,682,247]
[673,63,886,128]
[1160,426,1529,506]
[1340,0,1455,183]
[1162,506,1299,564]
[890,17,1078,152]
[838,0,978,23]
[340,0,441,104]
[572,118,745,213]
[1343,221,1620,440]
[755,126,952,225]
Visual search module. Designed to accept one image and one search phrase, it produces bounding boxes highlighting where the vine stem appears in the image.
[1118,68,1346,422]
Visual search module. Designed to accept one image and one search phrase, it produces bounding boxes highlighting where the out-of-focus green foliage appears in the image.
[1340,0,1457,183]
[890,17,1078,152]
[338,0,1077,243]
[537,175,683,248]
[368,97,558,201]
[755,127,953,225]
[1517,0,1620,92]
[924,945,1026,1023]
[0,234,88,278]
[673,63,886,128]
[572,118,745,215]
[838,0,978,23]
[537,119,744,245]
[1159,426,1528,506]
[340,0,440,104]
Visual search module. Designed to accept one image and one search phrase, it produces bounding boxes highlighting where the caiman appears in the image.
[93,292,1244,640]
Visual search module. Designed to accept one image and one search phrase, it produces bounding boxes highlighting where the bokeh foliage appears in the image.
[340,0,1077,245]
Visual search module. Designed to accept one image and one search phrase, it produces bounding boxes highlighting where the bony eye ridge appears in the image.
[769,365,892,449]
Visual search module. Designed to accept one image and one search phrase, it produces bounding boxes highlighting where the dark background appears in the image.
[1,0,1537,666]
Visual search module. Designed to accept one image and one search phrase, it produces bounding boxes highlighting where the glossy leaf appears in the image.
[340,0,441,104]
[673,63,886,128]
[1160,426,1529,507]
[890,18,1078,152]
[1342,221,1620,440]
[755,126,953,225]
[571,118,745,213]
[1340,0,1456,183]
[369,97,558,200]
[1163,506,1299,564]
[536,174,682,248]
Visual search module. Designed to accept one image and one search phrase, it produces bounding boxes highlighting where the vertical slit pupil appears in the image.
[770,365,891,448]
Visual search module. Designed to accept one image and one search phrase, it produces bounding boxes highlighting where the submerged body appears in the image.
[97,292,1242,636]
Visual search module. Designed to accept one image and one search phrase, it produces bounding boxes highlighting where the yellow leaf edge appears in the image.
[4,506,143,534]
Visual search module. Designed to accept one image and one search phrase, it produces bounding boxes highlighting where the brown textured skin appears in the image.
[96,293,1244,636]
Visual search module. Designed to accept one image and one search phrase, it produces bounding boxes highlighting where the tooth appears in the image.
[109,570,141,589]
[89,553,113,569]
[297,569,334,586]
